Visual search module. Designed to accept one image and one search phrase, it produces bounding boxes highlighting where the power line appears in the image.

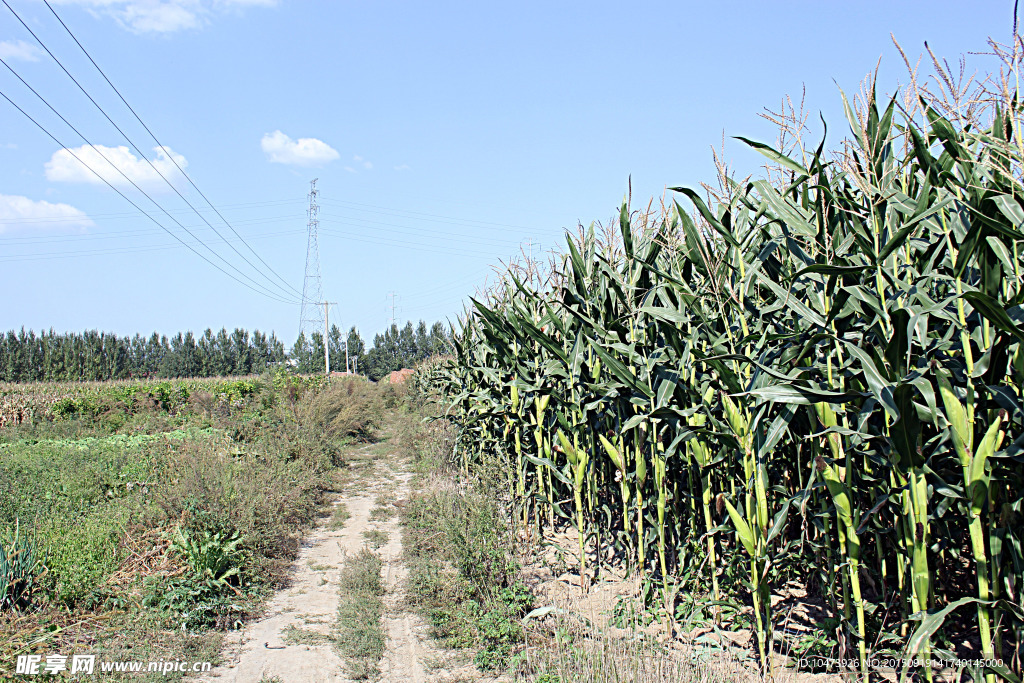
[0,200,304,225]
[41,0,304,301]
[0,214,299,245]
[317,227,507,259]
[0,55,299,303]
[2,0,303,302]
[317,213,530,248]
[0,86,299,304]
[0,227,306,263]
[318,198,539,232]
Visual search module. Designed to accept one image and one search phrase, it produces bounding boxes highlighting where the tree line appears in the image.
[290,320,452,381]
[0,319,451,383]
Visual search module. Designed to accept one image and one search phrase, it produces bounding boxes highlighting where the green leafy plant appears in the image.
[171,526,245,590]
[0,521,45,611]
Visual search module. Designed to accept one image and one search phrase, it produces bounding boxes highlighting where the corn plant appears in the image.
[426,71,1024,681]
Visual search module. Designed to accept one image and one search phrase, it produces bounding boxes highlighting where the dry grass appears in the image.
[329,501,350,530]
[369,491,395,521]
[520,615,757,683]
[304,377,384,442]
[282,624,331,646]
[361,529,388,549]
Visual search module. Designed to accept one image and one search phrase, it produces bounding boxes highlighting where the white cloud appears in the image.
[48,0,276,34]
[351,154,372,170]
[0,40,42,62]
[394,164,411,171]
[344,166,356,173]
[0,194,93,233]
[45,144,188,189]
[261,131,339,167]
[119,2,200,32]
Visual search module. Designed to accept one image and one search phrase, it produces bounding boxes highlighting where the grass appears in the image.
[329,502,350,530]
[520,628,734,683]
[334,548,386,680]
[282,624,332,646]
[0,371,390,679]
[399,416,532,672]
[362,529,388,549]
[369,505,392,522]
[369,491,395,521]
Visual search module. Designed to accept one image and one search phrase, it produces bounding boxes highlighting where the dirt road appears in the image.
[197,450,431,683]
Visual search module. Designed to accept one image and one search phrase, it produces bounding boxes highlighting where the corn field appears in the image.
[428,77,1024,681]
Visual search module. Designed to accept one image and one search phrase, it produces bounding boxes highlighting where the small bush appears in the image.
[474,583,533,670]
[142,574,246,631]
[39,509,123,608]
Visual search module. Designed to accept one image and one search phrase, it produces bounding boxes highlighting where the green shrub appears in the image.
[534,675,563,683]
[474,583,532,670]
[50,396,99,420]
[39,510,123,608]
[142,573,246,631]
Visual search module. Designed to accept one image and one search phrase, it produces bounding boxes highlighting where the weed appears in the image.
[329,502,350,530]
[609,595,656,629]
[0,521,45,611]
[361,529,388,549]
[368,505,392,522]
[305,377,384,442]
[172,526,245,589]
[474,583,533,670]
[334,548,385,679]
[39,509,124,608]
[402,467,528,670]
[142,573,247,631]
[369,491,395,521]
[282,624,331,646]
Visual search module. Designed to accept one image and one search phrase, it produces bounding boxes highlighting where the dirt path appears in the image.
[197,450,434,683]
[376,468,429,683]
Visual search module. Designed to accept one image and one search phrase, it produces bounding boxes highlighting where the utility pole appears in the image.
[387,291,399,327]
[321,301,337,376]
[321,303,329,376]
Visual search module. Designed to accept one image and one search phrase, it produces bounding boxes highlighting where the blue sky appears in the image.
[0,0,1015,343]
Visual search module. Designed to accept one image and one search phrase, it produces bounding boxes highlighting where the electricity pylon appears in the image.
[299,178,324,338]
